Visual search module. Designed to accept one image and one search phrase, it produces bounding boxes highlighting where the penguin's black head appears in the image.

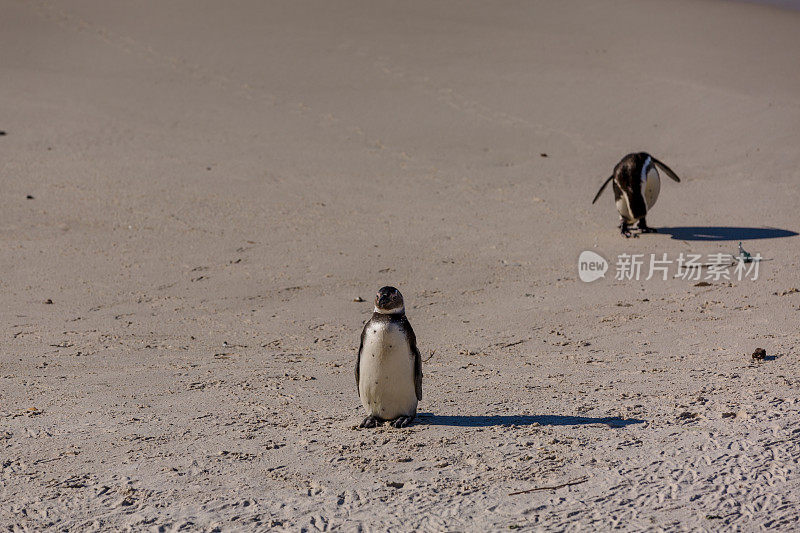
[374,286,404,315]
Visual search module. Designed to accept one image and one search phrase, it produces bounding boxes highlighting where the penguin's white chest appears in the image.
[643,166,660,210]
[359,320,417,419]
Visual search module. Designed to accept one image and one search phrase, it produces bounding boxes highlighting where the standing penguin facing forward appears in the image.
[356,286,422,428]
[592,152,681,237]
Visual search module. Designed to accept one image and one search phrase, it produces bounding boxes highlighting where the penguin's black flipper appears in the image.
[652,157,681,182]
[402,316,423,401]
[592,176,614,204]
[355,324,367,394]
[413,347,422,402]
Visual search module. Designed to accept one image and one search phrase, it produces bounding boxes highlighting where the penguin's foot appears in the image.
[637,218,658,233]
[390,416,414,428]
[359,416,380,428]
[619,221,634,238]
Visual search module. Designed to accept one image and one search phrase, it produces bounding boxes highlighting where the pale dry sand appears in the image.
[2,0,800,531]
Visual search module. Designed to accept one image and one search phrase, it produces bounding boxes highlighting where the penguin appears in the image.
[355,286,422,428]
[592,152,681,237]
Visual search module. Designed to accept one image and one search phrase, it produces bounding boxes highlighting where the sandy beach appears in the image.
[2,0,800,530]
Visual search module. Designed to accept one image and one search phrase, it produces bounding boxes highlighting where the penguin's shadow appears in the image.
[657,226,798,241]
[416,413,642,428]
[753,354,779,362]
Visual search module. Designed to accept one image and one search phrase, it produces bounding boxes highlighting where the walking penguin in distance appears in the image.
[592,152,681,237]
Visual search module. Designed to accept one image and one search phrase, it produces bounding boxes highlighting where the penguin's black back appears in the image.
[613,152,650,220]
